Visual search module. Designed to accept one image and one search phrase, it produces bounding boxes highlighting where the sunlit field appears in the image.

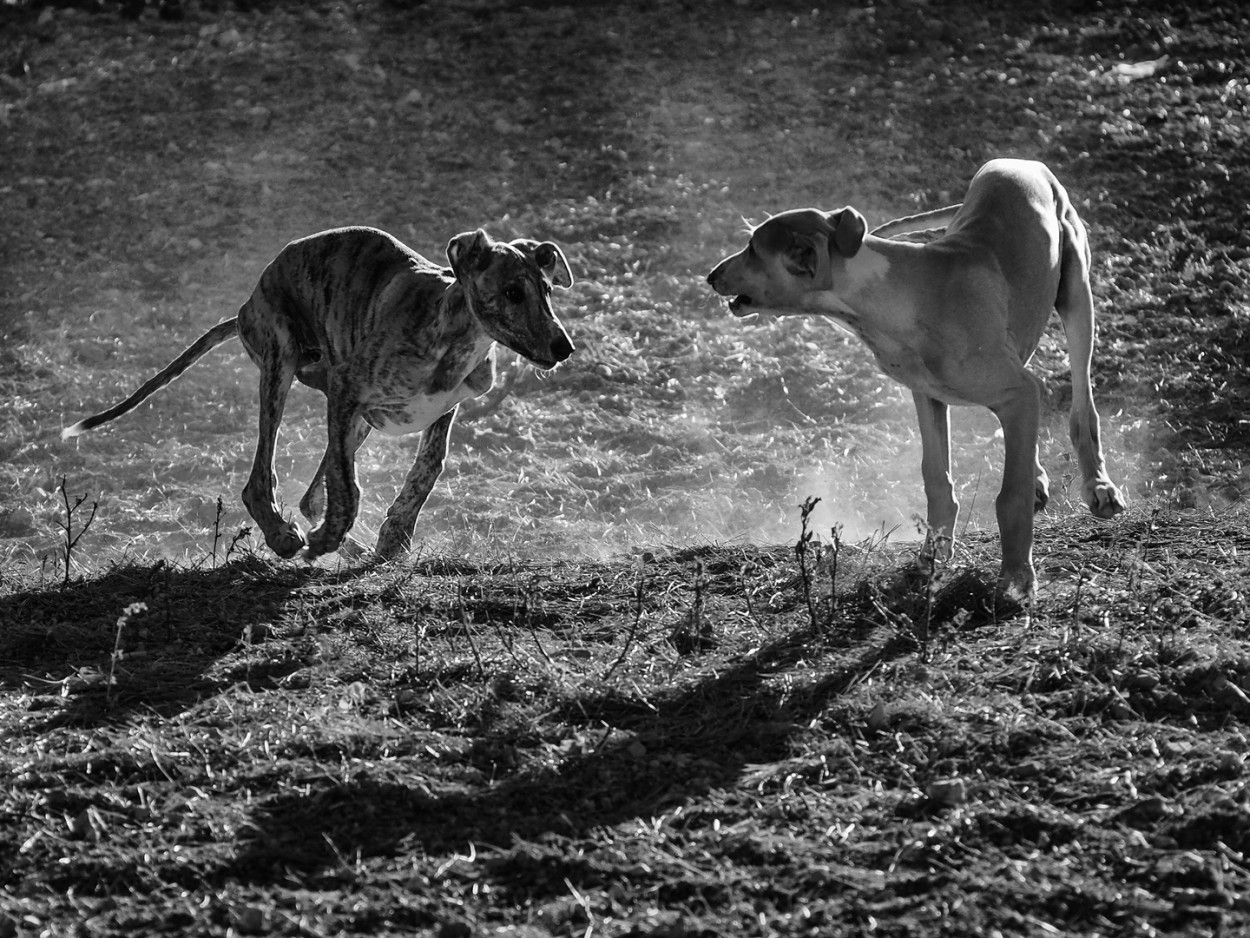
[3,1,1249,935]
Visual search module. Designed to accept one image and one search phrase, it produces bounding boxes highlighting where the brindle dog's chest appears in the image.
[281,248,498,437]
[361,339,496,437]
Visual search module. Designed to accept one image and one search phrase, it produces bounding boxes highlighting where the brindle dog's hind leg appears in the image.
[238,298,307,559]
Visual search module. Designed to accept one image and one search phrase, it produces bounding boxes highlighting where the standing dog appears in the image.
[707,159,1125,601]
[63,226,575,561]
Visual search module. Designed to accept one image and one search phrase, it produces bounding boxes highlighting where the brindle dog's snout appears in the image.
[551,333,575,363]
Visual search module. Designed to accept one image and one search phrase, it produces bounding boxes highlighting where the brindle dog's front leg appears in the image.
[304,365,364,558]
[375,408,456,560]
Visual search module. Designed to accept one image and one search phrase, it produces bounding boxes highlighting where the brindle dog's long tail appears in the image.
[61,318,240,439]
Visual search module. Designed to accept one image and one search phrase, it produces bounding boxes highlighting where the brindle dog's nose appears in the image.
[552,333,574,362]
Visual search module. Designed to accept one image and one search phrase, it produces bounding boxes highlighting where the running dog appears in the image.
[63,226,575,560]
[707,159,1125,602]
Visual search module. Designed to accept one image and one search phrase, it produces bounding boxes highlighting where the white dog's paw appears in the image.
[995,564,1035,612]
[1085,478,1126,519]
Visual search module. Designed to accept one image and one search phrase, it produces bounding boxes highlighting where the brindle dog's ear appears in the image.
[536,241,574,288]
[826,208,866,258]
[511,238,574,288]
[447,229,495,279]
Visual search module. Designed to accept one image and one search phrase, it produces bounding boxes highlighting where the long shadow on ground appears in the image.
[0,555,328,730]
[217,565,1003,893]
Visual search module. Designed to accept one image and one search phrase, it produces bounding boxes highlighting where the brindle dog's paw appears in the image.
[373,520,412,561]
[303,524,344,560]
[336,534,367,561]
[267,522,307,559]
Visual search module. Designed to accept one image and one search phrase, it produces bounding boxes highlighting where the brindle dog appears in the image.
[63,226,575,560]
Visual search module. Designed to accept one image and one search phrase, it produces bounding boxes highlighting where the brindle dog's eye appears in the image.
[505,285,525,304]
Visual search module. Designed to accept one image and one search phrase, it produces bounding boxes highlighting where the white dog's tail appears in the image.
[61,318,239,439]
[870,204,963,241]
[1054,204,1096,411]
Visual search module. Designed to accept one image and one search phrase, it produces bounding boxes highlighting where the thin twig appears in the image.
[225,525,252,564]
[741,561,764,631]
[412,602,431,675]
[603,559,647,682]
[107,602,147,709]
[523,582,553,665]
[211,496,225,568]
[457,581,485,678]
[919,557,936,662]
[796,497,821,632]
[1069,565,1088,641]
[826,523,842,630]
[57,476,98,587]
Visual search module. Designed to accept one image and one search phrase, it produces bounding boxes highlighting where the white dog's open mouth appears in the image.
[726,296,778,324]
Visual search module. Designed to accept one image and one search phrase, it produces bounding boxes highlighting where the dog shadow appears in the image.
[212,561,1005,892]
[0,553,331,731]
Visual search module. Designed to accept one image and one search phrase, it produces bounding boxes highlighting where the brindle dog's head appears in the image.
[706,207,866,316]
[447,229,575,369]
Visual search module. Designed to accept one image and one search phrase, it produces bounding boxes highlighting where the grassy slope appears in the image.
[2,0,1250,935]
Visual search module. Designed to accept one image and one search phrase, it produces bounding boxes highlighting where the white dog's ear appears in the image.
[783,233,824,281]
[826,207,866,257]
[447,228,494,278]
[511,238,574,288]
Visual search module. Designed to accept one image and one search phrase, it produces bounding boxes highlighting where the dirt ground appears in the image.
[2,0,1250,935]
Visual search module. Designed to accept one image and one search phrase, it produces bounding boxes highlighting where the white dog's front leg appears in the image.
[992,378,1043,604]
[913,392,959,569]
